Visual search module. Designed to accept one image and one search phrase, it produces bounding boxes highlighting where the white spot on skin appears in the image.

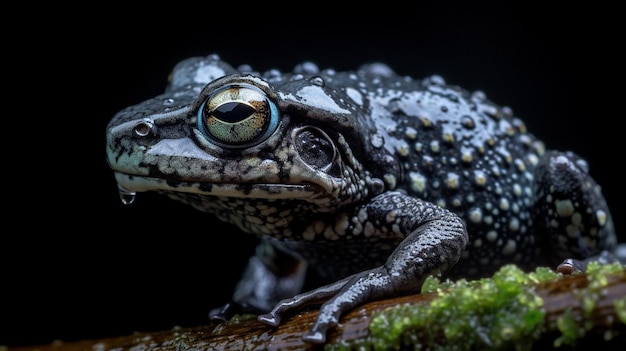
[513,184,522,196]
[351,217,363,235]
[384,174,397,189]
[527,153,539,166]
[334,214,349,235]
[486,231,498,241]
[446,173,460,189]
[555,199,575,217]
[442,131,455,143]
[502,239,517,256]
[396,143,410,156]
[469,208,483,223]
[474,170,487,187]
[302,227,316,241]
[405,127,417,139]
[430,140,440,153]
[524,187,532,198]
[461,147,473,163]
[491,165,501,176]
[324,227,339,240]
[386,210,398,223]
[314,220,325,234]
[499,198,510,211]
[358,208,368,222]
[596,210,607,226]
[410,172,427,193]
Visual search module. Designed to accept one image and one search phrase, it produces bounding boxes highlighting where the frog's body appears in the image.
[106,54,618,343]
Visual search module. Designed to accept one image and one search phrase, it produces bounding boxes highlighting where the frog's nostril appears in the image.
[132,120,156,137]
[293,126,336,172]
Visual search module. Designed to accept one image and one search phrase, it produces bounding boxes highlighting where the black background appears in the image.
[3,4,624,348]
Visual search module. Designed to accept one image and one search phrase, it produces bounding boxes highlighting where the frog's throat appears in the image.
[113,172,321,200]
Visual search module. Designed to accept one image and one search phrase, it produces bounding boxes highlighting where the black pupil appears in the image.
[213,102,256,123]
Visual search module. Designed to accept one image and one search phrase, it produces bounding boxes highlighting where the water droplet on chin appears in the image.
[117,184,136,205]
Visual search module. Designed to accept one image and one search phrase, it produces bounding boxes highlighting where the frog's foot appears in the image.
[556,258,587,275]
[209,301,263,323]
[212,240,309,324]
[209,302,239,323]
[257,276,351,328]
[557,246,626,275]
[259,267,408,344]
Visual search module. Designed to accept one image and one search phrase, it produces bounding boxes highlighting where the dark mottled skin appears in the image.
[106,54,619,343]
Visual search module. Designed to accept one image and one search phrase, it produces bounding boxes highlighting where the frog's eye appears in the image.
[198,84,279,148]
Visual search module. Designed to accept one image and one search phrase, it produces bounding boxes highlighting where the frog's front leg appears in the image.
[210,239,307,321]
[259,191,468,344]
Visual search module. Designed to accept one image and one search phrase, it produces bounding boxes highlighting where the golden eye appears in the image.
[198,84,279,147]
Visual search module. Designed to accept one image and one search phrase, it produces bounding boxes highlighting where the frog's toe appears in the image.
[556,248,626,275]
[209,302,235,322]
[556,258,585,275]
[209,302,250,323]
[303,308,339,344]
[257,312,281,327]
[302,330,326,344]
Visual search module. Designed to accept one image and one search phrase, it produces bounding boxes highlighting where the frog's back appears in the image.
[314,66,615,277]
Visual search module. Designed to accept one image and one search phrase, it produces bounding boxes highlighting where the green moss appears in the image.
[553,309,585,347]
[328,265,548,351]
[553,261,626,347]
[326,263,625,351]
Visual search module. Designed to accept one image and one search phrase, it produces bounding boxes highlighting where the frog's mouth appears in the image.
[113,172,325,205]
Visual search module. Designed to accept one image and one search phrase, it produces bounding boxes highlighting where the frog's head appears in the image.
[106,60,393,211]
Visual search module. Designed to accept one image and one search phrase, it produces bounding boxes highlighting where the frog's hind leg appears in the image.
[532,150,618,272]
[209,238,308,322]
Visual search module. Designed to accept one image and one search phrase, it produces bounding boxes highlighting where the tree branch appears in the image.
[7,265,625,351]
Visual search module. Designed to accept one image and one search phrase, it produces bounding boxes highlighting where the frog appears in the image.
[105,54,619,344]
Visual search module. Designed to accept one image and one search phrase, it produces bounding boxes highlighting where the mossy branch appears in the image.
[6,264,626,351]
